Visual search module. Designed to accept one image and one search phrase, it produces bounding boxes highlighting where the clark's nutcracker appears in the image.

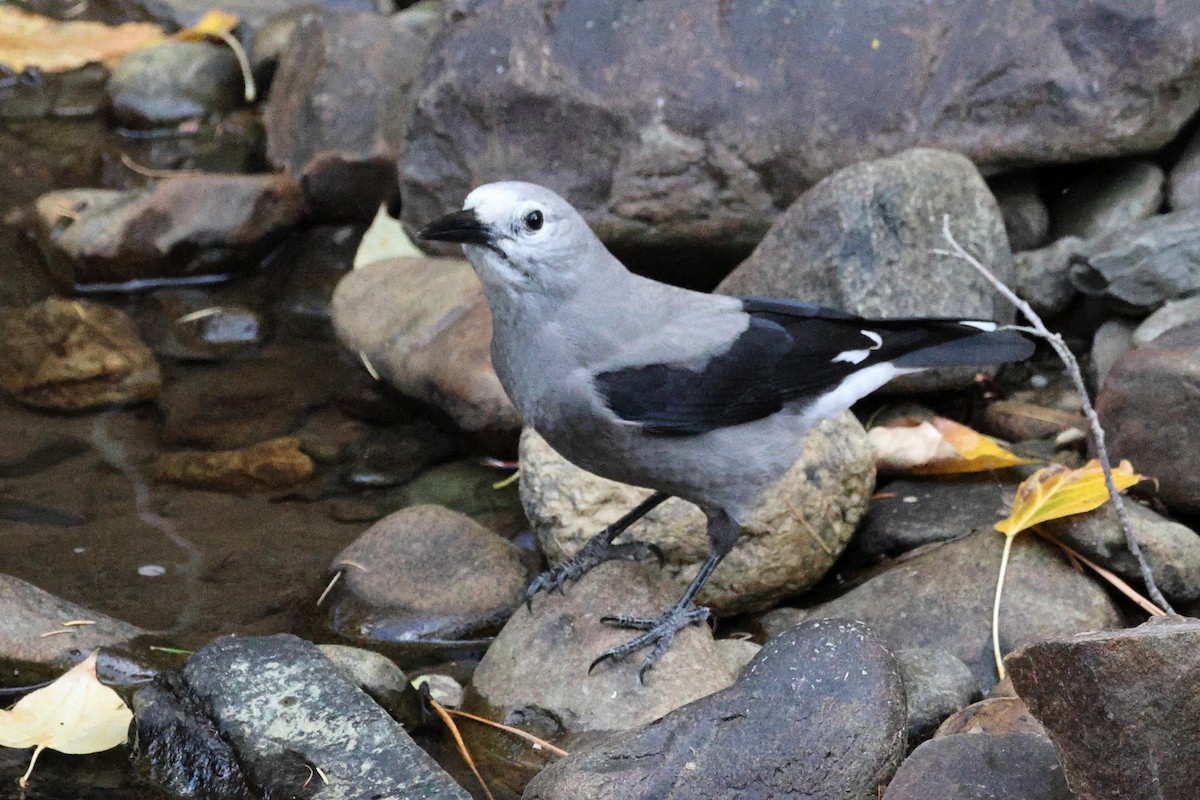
[419,182,1033,681]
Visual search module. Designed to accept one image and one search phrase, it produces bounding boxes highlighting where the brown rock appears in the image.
[935,695,1046,738]
[0,297,160,410]
[882,733,1071,800]
[153,436,315,493]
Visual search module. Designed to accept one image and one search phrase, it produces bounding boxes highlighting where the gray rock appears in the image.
[1091,318,1137,387]
[1069,207,1200,313]
[524,619,907,800]
[120,0,375,34]
[991,172,1049,251]
[1133,294,1200,345]
[1051,160,1165,240]
[1097,322,1200,514]
[401,2,1200,254]
[519,416,874,616]
[318,644,422,730]
[1008,615,1200,800]
[882,733,1071,800]
[762,530,1123,690]
[136,289,266,362]
[331,257,520,437]
[1013,236,1085,318]
[107,41,243,130]
[896,648,981,746]
[1168,126,1200,210]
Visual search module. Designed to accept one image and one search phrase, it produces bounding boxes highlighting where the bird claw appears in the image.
[589,603,712,683]
[524,539,664,611]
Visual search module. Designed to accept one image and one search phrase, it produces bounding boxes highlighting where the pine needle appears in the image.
[443,708,569,758]
[427,696,495,800]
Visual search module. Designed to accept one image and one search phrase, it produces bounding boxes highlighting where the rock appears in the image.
[322,506,530,658]
[0,62,109,121]
[1069,207,1200,313]
[1007,616,1200,800]
[265,9,437,221]
[152,436,316,493]
[317,644,423,731]
[119,0,376,34]
[0,297,161,410]
[979,400,1084,442]
[714,637,761,677]
[137,289,266,361]
[342,420,461,489]
[1168,126,1200,210]
[401,2,1200,253]
[1012,236,1085,318]
[719,149,1011,390]
[462,561,737,797]
[761,530,1123,690]
[1091,318,1137,387]
[896,648,981,746]
[520,415,874,616]
[1096,322,1200,514]
[266,224,364,341]
[249,7,312,89]
[1133,294,1200,345]
[991,172,1049,251]
[331,257,520,437]
[1051,160,1165,240]
[107,41,243,130]
[882,733,1071,800]
[34,174,305,290]
[936,694,1047,738]
[524,619,907,800]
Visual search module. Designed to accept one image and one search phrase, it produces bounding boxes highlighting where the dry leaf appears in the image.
[0,651,133,787]
[354,203,422,269]
[173,9,240,41]
[869,416,1036,474]
[0,7,167,72]
[994,459,1142,536]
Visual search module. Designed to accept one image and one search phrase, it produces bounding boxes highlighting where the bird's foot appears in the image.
[589,602,712,683]
[524,539,663,610]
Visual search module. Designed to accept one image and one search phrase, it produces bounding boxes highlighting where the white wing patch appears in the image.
[959,320,998,331]
[831,329,884,365]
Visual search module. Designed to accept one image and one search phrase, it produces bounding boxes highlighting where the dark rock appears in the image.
[882,733,1071,800]
[1007,615,1200,800]
[317,644,423,731]
[991,172,1049,251]
[107,41,243,130]
[1133,294,1200,345]
[331,257,520,436]
[265,9,437,221]
[248,7,312,89]
[896,648,981,746]
[118,0,376,34]
[0,62,110,121]
[1050,160,1164,240]
[1096,322,1200,514]
[1168,126,1200,210]
[524,619,906,800]
[762,530,1123,690]
[34,174,305,290]
[343,419,460,489]
[1012,236,1084,318]
[137,289,266,361]
[0,297,161,410]
[1091,318,1137,387]
[1069,207,1200,313]
[979,400,1084,442]
[718,148,1011,391]
[401,2,1200,253]
[152,436,316,493]
[265,224,364,341]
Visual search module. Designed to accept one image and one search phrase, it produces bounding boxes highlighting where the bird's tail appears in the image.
[891,326,1034,368]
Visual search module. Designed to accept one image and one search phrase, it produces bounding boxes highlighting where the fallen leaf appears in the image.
[173,9,240,41]
[0,651,132,787]
[994,459,1142,536]
[0,7,167,72]
[869,416,1036,474]
[354,203,422,269]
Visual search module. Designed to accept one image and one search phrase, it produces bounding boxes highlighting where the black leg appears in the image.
[524,491,670,610]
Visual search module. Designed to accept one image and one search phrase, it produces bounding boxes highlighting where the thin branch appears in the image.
[1035,528,1165,617]
[939,217,1174,614]
[444,708,569,758]
[428,696,495,800]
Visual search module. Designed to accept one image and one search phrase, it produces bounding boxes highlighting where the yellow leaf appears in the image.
[0,7,167,72]
[173,10,240,41]
[0,651,133,787]
[354,203,422,269]
[994,459,1142,536]
[869,416,1036,475]
[914,417,1038,474]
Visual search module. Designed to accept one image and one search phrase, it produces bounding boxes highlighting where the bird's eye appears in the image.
[524,210,544,231]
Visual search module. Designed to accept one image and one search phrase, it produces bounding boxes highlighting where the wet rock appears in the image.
[322,505,531,657]
[317,644,422,731]
[107,41,243,130]
[896,648,981,746]
[0,297,161,410]
[1133,294,1200,345]
[462,561,736,797]
[331,257,520,437]
[342,419,460,489]
[401,2,1200,253]
[265,9,437,221]
[762,530,1123,690]
[34,174,305,290]
[1091,318,1137,387]
[1069,207,1200,313]
[153,436,316,493]
[524,619,906,800]
[0,62,110,121]
[1169,127,1200,210]
[1007,616,1200,800]
[520,415,874,616]
[1051,160,1164,240]
[1096,322,1200,514]
[137,289,265,361]
[991,172,1049,251]
[1012,236,1084,318]
[882,733,1071,800]
[719,149,1011,391]
[265,224,364,341]
[383,459,526,534]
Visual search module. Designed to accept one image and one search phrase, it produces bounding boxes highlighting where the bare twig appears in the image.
[428,696,495,800]
[1035,528,1166,617]
[938,217,1174,613]
[443,708,570,758]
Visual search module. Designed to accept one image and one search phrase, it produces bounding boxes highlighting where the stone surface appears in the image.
[317,644,423,731]
[1012,236,1084,318]
[520,415,874,616]
[342,420,461,489]
[401,2,1200,253]
[0,297,161,410]
[762,530,1123,690]
[936,694,1047,738]
[991,172,1049,251]
[107,41,243,130]
[117,0,376,33]
[1091,318,1137,387]
[1097,322,1200,514]
[1051,160,1164,240]
[1007,616,1200,800]
[896,648,981,746]
[331,256,520,436]
[266,224,364,341]
[979,399,1084,442]
[882,733,1071,800]
[523,619,907,800]
[34,174,305,289]
[1133,294,1200,345]
[136,289,266,362]
[1168,125,1200,210]
[265,9,437,221]
[152,436,316,493]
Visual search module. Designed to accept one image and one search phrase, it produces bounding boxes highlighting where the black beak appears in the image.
[417,209,493,246]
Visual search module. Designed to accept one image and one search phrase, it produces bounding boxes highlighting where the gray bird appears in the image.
[419,181,1033,681]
